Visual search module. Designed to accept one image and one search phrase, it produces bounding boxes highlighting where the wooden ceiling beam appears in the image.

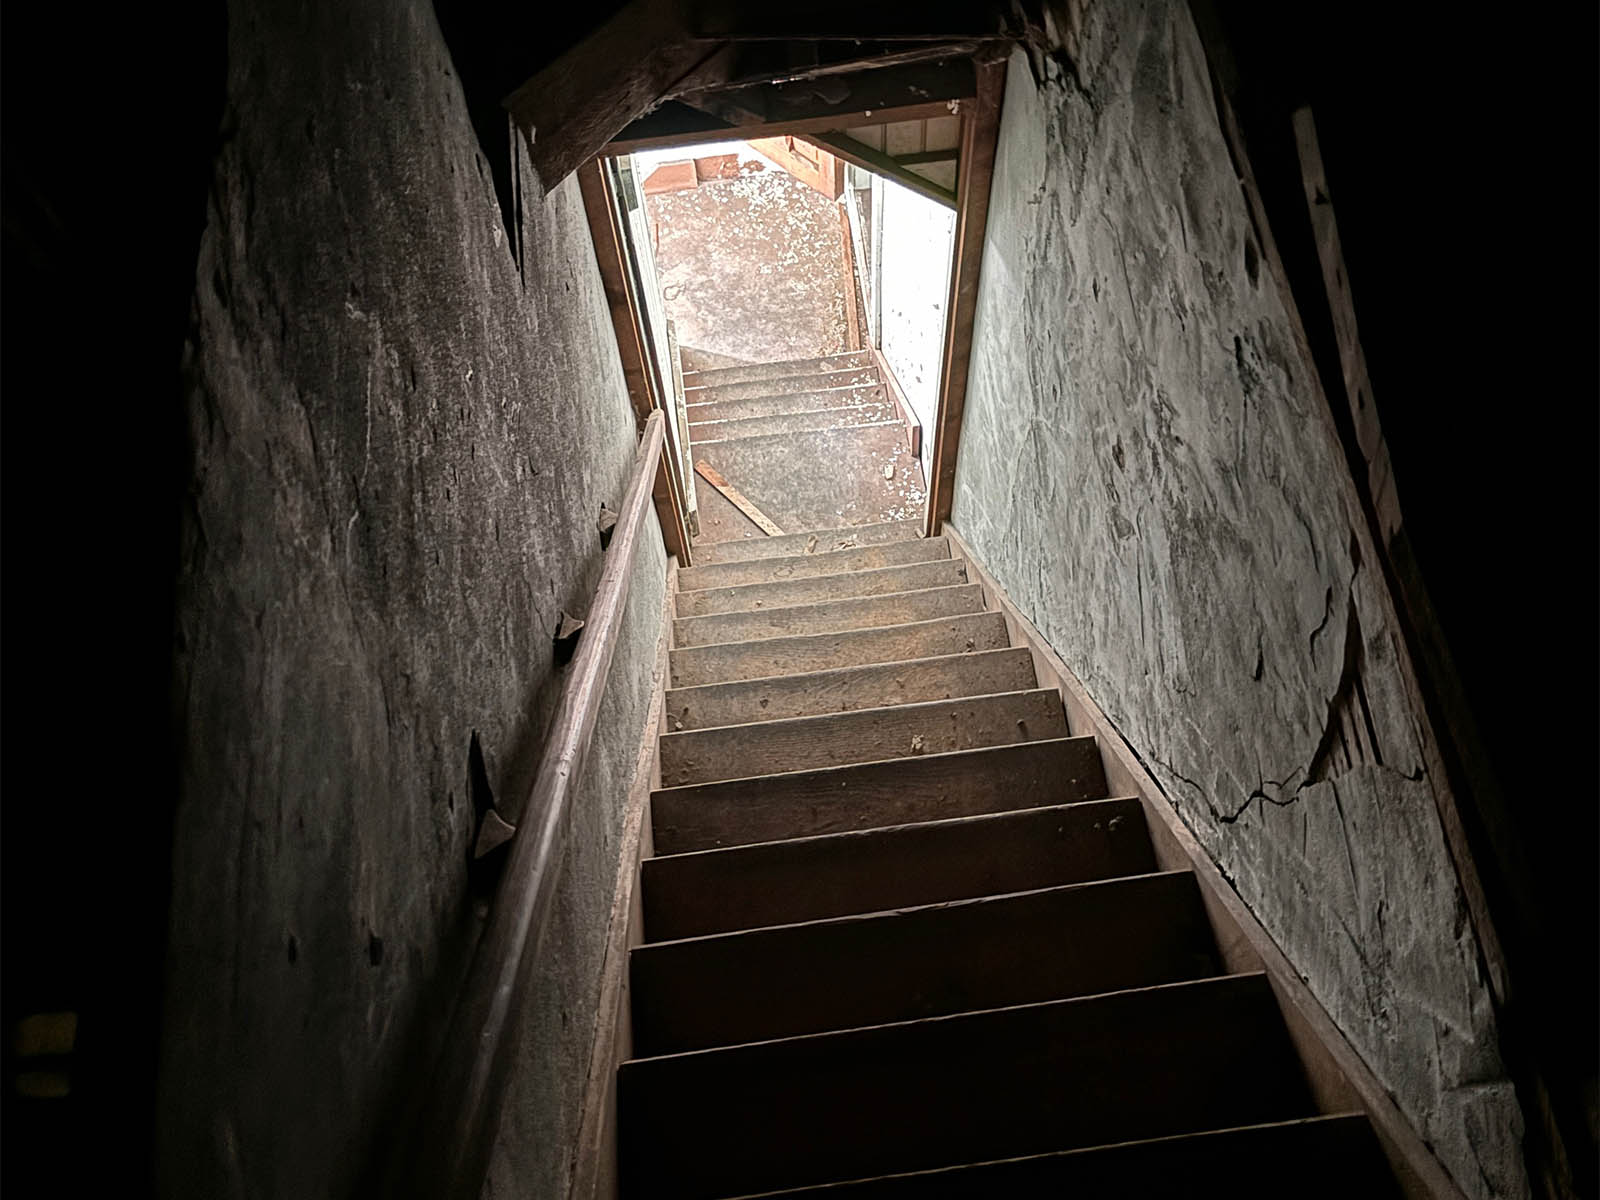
[605,99,963,158]
[503,0,736,190]
[688,0,1012,41]
[804,132,957,208]
[669,41,985,98]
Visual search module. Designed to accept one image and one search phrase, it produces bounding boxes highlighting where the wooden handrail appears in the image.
[405,410,666,1198]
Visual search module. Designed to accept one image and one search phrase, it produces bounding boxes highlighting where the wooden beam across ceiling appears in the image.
[804,131,957,208]
[687,0,1013,41]
[504,1,996,190]
[606,99,965,158]
[503,0,734,190]
[670,41,987,97]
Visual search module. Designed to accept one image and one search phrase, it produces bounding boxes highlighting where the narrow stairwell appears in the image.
[681,352,924,538]
[616,523,1399,1197]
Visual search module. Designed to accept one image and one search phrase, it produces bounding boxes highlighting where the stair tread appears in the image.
[668,611,1009,688]
[663,646,1036,730]
[724,1113,1393,1199]
[682,350,872,387]
[651,736,1108,854]
[690,422,925,542]
[691,519,922,564]
[659,687,1066,786]
[687,404,897,442]
[685,366,879,402]
[641,796,1154,941]
[678,536,948,592]
[672,583,986,648]
[687,383,888,422]
[617,972,1314,1197]
[630,871,1217,1056]
[693,418,902,450]
[674,557,967,618]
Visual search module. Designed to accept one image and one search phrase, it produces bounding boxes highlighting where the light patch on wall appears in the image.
[877,177,955,469]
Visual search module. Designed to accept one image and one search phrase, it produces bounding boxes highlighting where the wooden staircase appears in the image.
[681,352,924,538]
[616,522,1400,1197]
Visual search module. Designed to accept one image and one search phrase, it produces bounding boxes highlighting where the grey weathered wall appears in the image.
[949,7,1528,1198]
[158,2,666,1197]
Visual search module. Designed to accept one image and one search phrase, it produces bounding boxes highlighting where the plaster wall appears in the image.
[949,9,1528,1198]
[159,1,665,1197]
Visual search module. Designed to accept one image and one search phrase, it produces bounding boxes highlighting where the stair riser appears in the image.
[659,688,1065,786]
[686,367,878,403]
[674,558,967,618]
[692,520,922,565]
[669,612,1010,688]
[683,350,872,387]
[678,536,949,593]
[724,1115,1392,1199]
[689,404,896,443]
[641,797,1154,941]
[673,584,985,649]
[663,646,1035,730]
[651,737,1108,854]
[631,872,1218,1056]
[617,974,1312,1198]
[687,385,887,423]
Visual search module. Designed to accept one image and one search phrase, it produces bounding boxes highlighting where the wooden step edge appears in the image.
[691,419,903,450]
[672,560,967,621]
[722,1113,1379,1198]
[683,350,872,384]
[652,731,1096,803]
[628,871,1214,1057]
[685,368,879,396]
[640,796,1152,941]
[671,582,986,648]
[661,645,1032,730]
[686,381,886,411]
[690,519,923,565]
[645,795,1145,870]
[689,403,895,428]
[666,610,1011,691]
[676,536,950,592]
[650,736,1109,854]
[635,868,1193,953]
[619,970,1269,1068]
[658,686,1064,785]
[672,556,965,614]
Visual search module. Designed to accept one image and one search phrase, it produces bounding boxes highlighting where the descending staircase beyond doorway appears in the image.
[680,350,925,540]
[616,522,1400,1198]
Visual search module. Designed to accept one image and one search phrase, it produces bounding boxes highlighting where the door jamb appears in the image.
[578,63,1007,551]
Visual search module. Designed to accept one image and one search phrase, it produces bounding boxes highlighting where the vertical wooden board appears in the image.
[927,58,1006,531]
